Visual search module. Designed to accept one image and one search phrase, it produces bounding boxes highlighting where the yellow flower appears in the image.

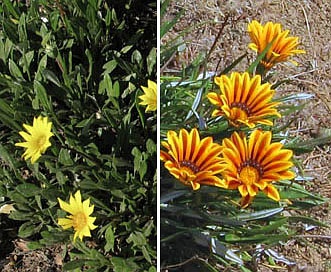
[248,20,305,70]
[15,116,54,163]
[207,72,281,128]
[57,190,97,241]
[160,128,226,190]
[221,130,295,207]
[139,80,157,112]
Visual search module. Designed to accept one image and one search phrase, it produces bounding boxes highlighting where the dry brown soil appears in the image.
[162,0,331,271]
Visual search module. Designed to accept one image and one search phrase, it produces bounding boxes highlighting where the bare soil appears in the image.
[162,0,331,271]
[0,240,63,272]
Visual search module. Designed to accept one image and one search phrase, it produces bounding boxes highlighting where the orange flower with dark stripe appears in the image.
[160,128,226,190]
[248,20,305,70]
[221,130,295,207]
[207,72,280,128]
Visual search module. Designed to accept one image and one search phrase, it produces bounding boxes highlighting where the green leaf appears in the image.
[160,190,187,203]
[285,135,331,154]
[4,38,13,60]
[111,80,120,98]
[85,48,93,83]
[100,73,112,96]
[232,208,284,221]
[289,215,327,227]
[225,233,290,243]
[160,0,171,17]
[146,139,156,155]
[3,19,19,44]
[50,11,60,31]
[104,225,115,253]
[58,148,74,166]
[120,45,133,54]
[0,40,6,62]
[0,184,7,197]
[80,179,100,190]
[143,220,154,238]
[27,241,43,250]
[131,49,142,64]
[35,54,47,81]
[111,8,119,26]
[0,144,17,171]
[0,112,20,131]
[131,147,147,181]
[240,266,254,272]
[34,80,53,112]
[103,60,117,74]
[126,231,147,247]
[56,171,67,186]
[16,183,41,197]
[110,189,126,199]
[105,8,112,27]
[142,245,152,263]
[3,0,20,19]
[9,210,34,221]
[0,98,13,116]
[43,69,61,87]
[18,222,41,238]
[18,13,27,43]
[148,267,157,272]
[63,260,87,271]
[20,50,34,73]
[147,47,156,75]
[40,229,68,244]
[9,59,24,78]
[75,114,94,128]
[247,39,275,74]
[111,257,139,272]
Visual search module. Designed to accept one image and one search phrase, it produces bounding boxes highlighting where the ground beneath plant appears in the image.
[162,0,331,271]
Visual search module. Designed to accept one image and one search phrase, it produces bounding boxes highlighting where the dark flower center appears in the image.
[238,159,264,176]
[230,102,252,116]
[179,160,200,173]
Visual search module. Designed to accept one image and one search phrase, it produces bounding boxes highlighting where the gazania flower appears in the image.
[139,79,157,112]
[160,128,226,190]
[15,116,54,163]
[221,130,295,207]
[248,20,305,70]
[57,190,97,241]
[207,72,281,128]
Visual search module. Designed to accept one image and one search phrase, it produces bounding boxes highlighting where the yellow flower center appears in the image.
[72,212,87,231]
[239,166,260,185]
[36,135,46,147]
[238,159,264,185]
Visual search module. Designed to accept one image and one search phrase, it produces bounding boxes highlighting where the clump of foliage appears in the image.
[0,0,156,271]
[160,1,327,271]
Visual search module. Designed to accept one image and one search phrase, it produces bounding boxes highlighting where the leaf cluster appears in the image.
[0,0,156,271]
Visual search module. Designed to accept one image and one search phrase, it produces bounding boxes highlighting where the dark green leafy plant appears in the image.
[0,0,156,271]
